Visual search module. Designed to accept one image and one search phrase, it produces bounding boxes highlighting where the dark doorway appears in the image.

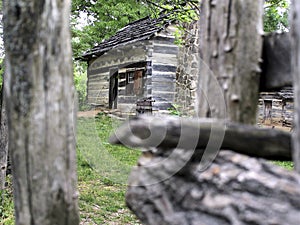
[263,100,272,124]
[109,71,118,109]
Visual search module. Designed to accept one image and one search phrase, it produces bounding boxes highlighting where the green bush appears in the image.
[74,63,88,111]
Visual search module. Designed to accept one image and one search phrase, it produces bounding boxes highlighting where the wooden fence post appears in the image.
[291,0,300,173]
[197,0,263,124]
[3,0,80,224]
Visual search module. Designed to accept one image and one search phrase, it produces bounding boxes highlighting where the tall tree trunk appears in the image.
[197,0,263,124]
[291,0,300,172]
[0,82,8,190]
[3,1,79,224]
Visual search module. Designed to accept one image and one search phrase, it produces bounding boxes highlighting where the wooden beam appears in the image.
[110,116,292,161]
[260,32,292,91]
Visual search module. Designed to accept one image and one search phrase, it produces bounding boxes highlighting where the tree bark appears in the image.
[197,0,263,124]
[0,83,8,190]
[290,0,300,172]
[3,1,79,224]
[126,149,300,225]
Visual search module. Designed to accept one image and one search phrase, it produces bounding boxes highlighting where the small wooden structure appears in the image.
[79,15,178,113]
[259,87,294,126]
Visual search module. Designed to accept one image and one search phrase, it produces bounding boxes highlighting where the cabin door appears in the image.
[109,71,118,109]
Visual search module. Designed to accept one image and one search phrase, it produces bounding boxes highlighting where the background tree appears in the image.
[3,0,79,224]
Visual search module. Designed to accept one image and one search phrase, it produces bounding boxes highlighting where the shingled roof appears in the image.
[79,14,173,61]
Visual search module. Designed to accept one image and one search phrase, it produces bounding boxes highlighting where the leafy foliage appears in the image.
[264,0,289,32]
[142,0,199,20]
[71,0,290,57]
[71,0,149,58]
[70,0,201,57]
[73,63,88,111]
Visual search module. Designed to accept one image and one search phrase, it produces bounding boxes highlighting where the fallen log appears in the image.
[109,116,292,161]
[110,116,300,224]
[125,150,300,225]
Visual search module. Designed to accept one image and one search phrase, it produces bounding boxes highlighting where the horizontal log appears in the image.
[126,150,300,225]
[109,115,291,160]
[260,32,292,91]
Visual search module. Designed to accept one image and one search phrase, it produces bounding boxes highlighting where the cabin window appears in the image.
[118,67,145,96]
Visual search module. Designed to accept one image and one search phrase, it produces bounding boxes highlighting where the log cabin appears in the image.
[79,15,179,114]
[258,87,294,126]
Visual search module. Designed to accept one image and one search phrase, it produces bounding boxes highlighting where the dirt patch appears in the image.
[77,110,102,118]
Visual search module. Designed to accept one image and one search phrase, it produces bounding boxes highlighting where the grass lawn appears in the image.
[0,114,141,225]
[272,160,294,170]
[0,175,14,225]
[77,114,141,224]
[0,113,295,224]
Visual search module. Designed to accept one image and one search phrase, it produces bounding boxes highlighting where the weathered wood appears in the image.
[3,0,79,224]
[152,65,177,73]
[110,116,291,161]
[197,0,263,124]
[260,32,292,91]
[126,149,300,225]
[0,84,8,190]
[291,0,300,172]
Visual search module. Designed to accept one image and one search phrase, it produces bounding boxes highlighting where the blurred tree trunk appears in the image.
[197,0,263,124]
[291,0,300,173]
[0,81,8,190]
[2,0,80,224]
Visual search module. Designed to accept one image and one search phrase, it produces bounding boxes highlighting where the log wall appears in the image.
[150,26,178,113]
[87,42,148,107]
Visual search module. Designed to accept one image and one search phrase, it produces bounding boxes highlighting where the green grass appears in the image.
[77,151,141,224]
[0,113,296,224]
[272,161,294,170]
[0,175,14,225]
[77,113,141,224]
[0,114,141,225]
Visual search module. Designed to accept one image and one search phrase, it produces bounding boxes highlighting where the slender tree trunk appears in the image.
[0,82,8,190]
[197,0,263,124]
[291,0,300,172]
[3,1,79,224]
